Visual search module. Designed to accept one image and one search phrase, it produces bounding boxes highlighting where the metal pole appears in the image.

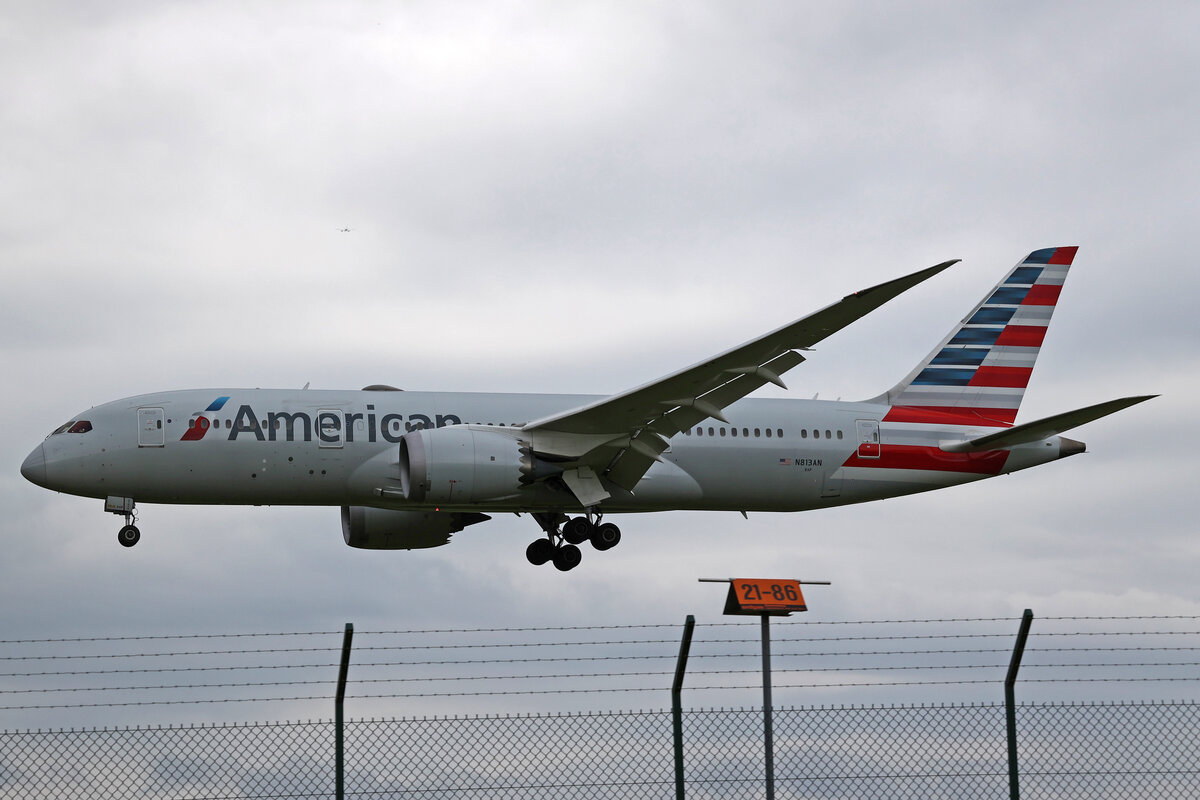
[1005,610,1033,800]
[336,623,354,800]
[673,615,696,800]
[761,614,775,800]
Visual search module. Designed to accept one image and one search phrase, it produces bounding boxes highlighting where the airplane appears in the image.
[21,246,1153,571]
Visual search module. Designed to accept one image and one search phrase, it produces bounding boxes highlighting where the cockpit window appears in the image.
[52,420,93,435]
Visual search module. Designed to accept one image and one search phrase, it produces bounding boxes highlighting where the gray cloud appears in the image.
[2,1,1195,728]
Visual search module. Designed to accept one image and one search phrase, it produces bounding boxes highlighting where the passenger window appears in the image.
[708,427,715,436]
[777,429,784,438]
[837,430,844,439]
[765,428,772,438]
[813,429,820,439]
[754,428,761,437]
[825,430,832,439]
[731,428,738,437]
[720,428,726,437]
[742,428,749,437]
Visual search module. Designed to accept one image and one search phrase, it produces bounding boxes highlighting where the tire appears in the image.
[117,525,141,548]
[552,544,582,572]
[562,517,593,545]
[591,522,621,551]
[526,538,555,566]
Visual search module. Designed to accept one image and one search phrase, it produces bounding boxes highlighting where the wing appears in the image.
[523,259,959,497]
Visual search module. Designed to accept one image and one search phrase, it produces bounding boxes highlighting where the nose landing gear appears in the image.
[105,496,140,548]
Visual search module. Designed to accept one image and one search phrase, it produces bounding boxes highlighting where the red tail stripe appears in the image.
[1022,284,1061,305]
[969,366,1032,388]
[884,406,1017,426]
[994,325,1047,348]
[1048,246,1078,265]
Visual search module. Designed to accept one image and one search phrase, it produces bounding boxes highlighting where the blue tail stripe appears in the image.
[948,328,1003,346]
[986,286,1031,305]
[1024,248,1057,264]
[1005,266,1044,285]
[912,367,976,386]
[930,347,989,366]
[967,307,1017,326]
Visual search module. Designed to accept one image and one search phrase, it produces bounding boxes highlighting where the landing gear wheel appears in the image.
[552,544,582,572]
[118,525,141,548]
[526,538,555,566]
[590,522,621,551]
[562,516,594,545]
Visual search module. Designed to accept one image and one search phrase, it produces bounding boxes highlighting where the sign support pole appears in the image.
[761,613,775,800]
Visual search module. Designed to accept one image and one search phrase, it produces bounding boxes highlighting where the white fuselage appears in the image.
[25,387,1068,515]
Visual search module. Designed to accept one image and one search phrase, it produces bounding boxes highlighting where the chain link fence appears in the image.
[4,701,1198,798]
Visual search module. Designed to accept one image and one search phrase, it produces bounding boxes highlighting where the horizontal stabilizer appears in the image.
[939,395,1156,453]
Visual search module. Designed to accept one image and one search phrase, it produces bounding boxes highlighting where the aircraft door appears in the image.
[138,407,165,447]
[856,419,881,459]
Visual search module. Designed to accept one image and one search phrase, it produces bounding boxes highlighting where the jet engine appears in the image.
[399,426,553,504]
[341,505,490,550]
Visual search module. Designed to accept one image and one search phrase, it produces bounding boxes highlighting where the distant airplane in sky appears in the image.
[21,247,1153,571]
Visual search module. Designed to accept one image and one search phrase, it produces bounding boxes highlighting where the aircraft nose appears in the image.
[21,444,48,488]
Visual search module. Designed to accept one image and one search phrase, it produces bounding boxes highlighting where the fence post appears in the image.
[336,623,354,800]
[1005,610,1033,800]
[673,615,696,800]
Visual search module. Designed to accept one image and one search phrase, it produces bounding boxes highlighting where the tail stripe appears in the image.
[1023,284,1062,305]
[1006,266,1044,284]
[994,326,1047,348]
[877,246,1078,426]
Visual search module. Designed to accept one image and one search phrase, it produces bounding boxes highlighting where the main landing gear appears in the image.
[525,511,622,572]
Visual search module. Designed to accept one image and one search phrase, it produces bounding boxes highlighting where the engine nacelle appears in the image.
[399,426,535,504]
[341,505,490,550]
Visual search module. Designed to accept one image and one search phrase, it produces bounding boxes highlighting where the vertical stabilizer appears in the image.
[873,246,1078,426]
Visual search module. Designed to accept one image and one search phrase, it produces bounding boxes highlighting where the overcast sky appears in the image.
[2,2,1197,728]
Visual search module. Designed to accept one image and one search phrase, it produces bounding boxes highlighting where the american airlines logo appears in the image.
[180,397,464,444]
[179,396,230,441]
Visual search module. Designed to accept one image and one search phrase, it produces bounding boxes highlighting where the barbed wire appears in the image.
[5,644,1199,679]
[7,674,1200,711]
[2,619,1195,716]
[8,628,1198,663]
[8,660,1200,698]
[4,616,1196,646]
